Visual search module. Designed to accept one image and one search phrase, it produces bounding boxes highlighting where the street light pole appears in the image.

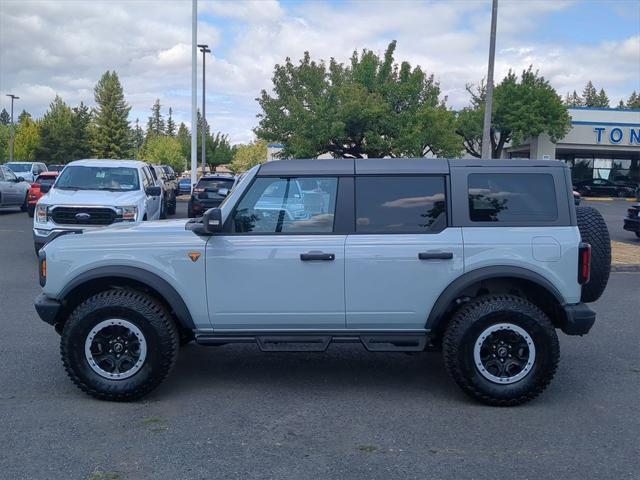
[198,44,211,177]
[481,0,498,159]
[6,94,19,163]
[190,0,198,192]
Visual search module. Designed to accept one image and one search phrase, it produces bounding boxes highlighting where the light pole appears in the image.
[198,43,211,177]
[191,0,198,191]
[481,0,498,159]
[6,94,19,163]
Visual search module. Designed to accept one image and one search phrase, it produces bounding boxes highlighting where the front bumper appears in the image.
[623,216,640,233]
[560,303,596,335]
[34,293,62,326]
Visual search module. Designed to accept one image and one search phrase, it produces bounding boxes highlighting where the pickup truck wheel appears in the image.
[576,206,611,302]
[60,289,179,401]
[443,295,559,406]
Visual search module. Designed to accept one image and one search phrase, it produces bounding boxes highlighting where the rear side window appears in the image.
[468,173,558,222]
[355,176,447,233]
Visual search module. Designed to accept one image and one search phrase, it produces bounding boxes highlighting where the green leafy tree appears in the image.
[0,108,10,125]
[597,88,609,108]
[130,118,145,159]
[229,140,267,173]
[142,135,186,174]
[208,132,235,172]
[36,95,75,163]
[582,81,600,107]
[92,70,132,158]
[14,116,41,161]
[456,67,571,158]
[176,122,191,161]
[0,124,10,161]
[564,90,583,107]
[627,91,640,109]
[146,99,165,137]
[70,102,92,161]
[166,107,176,137]
[256,41,460,158]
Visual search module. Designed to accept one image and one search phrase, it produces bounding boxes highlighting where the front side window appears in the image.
[4,167,17,181]
[355,176,446,233]
[469,173,558,223]
[232,177,338,233]
[55,166,141,191]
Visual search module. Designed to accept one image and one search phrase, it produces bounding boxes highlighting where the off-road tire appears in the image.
[576,206,611,302]
[60,289,179,401]
[443,295,559,407]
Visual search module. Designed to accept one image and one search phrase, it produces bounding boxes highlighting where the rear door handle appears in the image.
[300,252,335,261]
[418,252,453,260]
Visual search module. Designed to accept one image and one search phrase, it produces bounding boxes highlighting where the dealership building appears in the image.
[504,107,640,184]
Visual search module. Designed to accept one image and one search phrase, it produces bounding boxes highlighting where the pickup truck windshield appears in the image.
[55,166,140,191]
[6,162,32,172]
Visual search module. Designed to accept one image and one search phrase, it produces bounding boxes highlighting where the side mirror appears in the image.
[203,208,223,233]
[218,188,229,198]
[145,186,162,197]
[16,176,25,183]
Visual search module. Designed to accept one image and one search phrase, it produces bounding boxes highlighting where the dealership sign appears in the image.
[594,126,640,145]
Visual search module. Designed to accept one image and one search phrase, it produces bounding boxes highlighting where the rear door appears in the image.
[345,174,464,330]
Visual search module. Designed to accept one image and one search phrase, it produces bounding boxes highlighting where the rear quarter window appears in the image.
[468,173,558,223]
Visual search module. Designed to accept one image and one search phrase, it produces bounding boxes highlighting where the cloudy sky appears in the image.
[0,0,639,144]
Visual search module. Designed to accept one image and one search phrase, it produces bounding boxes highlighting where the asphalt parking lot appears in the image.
[0,200,639,480]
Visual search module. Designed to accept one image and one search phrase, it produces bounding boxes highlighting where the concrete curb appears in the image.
[611,264,640,272]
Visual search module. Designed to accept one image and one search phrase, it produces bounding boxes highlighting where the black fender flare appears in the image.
[426,266,566,331]
[59,266,195,331]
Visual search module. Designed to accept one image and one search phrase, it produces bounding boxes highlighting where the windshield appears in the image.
[55,165,140,191]
[6,162,32,172]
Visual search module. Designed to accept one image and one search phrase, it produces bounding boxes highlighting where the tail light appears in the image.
[578,242,591,285]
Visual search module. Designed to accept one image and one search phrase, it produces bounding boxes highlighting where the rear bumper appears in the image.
[623,217,640,233]
[34,293,62,326]
[560,303,596,335]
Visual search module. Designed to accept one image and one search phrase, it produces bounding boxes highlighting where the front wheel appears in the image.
[21,194,28,212]
[443,295,559,406]
[60,289,179,401]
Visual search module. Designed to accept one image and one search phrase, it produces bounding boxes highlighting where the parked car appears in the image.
[178,178,192,195]
[32,159,162,252]
[160,165,179,196]
[5,162,47,183]
[0,164,30,211]
[35,159,611,406]
[46,164,65,173]
[27,172,59,217]
[150,165,176,218]
[574,178,636,198]
[187,174,235,218]
[623,204,640,238]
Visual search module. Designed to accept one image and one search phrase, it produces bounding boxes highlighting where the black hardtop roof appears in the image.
[257,158,567,176]
[199,174,235,180]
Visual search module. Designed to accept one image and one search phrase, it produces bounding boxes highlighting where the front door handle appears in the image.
[418,252,453,260]
[300,252,335,261]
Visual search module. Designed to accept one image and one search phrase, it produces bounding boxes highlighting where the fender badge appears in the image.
[188,252,201,262]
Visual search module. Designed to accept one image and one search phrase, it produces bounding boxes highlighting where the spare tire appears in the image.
[576,206,611,302]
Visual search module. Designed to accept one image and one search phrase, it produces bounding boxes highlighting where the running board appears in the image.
[195,333,428,352]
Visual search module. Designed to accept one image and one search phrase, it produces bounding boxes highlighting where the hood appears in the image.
[82,218,190,236]
[40,187,143,207]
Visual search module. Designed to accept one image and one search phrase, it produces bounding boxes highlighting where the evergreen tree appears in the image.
[627,91,640,109]
[146,98,165,137]
[596,88,609,108]
[582,81,599,107]
[92,70,132,158]
[617,99,626,109]
[131,118,145,159]
[166,107,176,137]
[0,108,10,125]
[564,90,583,107]
[176,122,190,160]
[70,102,92,160]
[18,110,31,123]
[36,95,75,163]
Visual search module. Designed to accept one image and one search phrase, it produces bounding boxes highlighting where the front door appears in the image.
[1,167,20,205]
[206,175,345,330]
[345,175,464,330]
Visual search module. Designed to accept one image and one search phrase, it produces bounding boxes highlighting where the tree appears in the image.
[146,99,165,137]
[131,118,145,159]
[456,67,571,158]
[597,88,609,108]
[627,91,640,109]
[166,107,176,137]
[141,135,186,174]
[0,108,9,125]
[70,102,92,160]
[14,116,41,161]
[256,41,460,159]
[582,81,599,107]
[36,95,75,163]
[208,132,235,171]
[0,124,10,162]
[229,140,267,173]
[18,110,31,124]
[176,122,191,160]
[92,70,131,158]
[564,90,583,107]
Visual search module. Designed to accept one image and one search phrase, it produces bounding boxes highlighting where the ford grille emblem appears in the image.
[75,212,91,221]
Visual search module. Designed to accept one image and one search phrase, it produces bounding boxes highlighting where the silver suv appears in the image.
[34,159,611,405]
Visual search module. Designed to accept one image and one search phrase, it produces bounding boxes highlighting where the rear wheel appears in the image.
[443,295,559,406]
[576,206,611,302]
[60,289,179,401]
[21,193,28,212]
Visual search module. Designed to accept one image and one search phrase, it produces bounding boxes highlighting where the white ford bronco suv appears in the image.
[34,159,611,406]
[33,159,163,252]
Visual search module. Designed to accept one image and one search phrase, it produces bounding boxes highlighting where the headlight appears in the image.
[35,204,49,223]
[116,206,138,221]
